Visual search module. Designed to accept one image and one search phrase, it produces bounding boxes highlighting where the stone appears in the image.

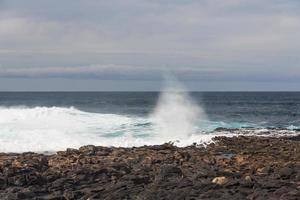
[295,172,300,181]
[256,166,271,174]
[78,145,96,155]
[212,176,228,185]
[279,167,293,178]
[244,175,252,182]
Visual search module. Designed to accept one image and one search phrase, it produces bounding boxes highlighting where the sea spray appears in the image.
[150,75,207,141]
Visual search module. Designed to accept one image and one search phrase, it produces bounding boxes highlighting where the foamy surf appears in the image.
[0,106,147,152]
[0,106,299,152]
[0,106,210,152]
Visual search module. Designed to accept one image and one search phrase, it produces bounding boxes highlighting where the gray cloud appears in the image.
[0,0,300,90]
[1,63,299,82]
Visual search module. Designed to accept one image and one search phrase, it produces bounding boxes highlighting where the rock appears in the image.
[295,172,300,181]
[78,145,96,155]
[235,155,246,164]
[240,175,254,188]
[11,175,26,186]
[123,175,150,185]
[0,135,299,199]
[279,167,293,178]
[63,190,75,199]
[244,175,252,182]
[17,191,35,199]
[66,148,79,155]
[280,189,300,199]
[256,166,271,174]
[159,165,182,179]
[51,178,72,189]
[212,176,228,185]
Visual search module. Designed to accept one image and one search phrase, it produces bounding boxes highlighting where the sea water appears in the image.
[0,91,299,152]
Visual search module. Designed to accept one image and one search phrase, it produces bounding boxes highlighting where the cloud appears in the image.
[1,0,300,55]
[0,64,203,79]
[1,62,299,82]
[0,0,300,88]
[0,64,129,76]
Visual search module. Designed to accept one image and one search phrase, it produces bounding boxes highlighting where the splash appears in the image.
[150,75,207,141]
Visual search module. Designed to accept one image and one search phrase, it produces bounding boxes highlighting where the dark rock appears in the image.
[16,190,35,199]
[256,166,271,174]
[123,174,150,185]
[63,190,75,199]
[78,145,96,155]
[279,167,294,178]
[0,135,299,199]
[295,172,300,181]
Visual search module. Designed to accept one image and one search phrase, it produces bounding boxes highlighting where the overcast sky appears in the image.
[0,0,299,91]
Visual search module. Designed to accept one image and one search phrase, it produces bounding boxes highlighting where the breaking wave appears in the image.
[0,106,298,152]
[0,106,212,152]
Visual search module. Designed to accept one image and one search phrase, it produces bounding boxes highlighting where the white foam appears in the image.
[0,106,229,152]
[0,104,298,152]
[0,106,145,152]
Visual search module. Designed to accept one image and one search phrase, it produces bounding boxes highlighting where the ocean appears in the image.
[0,92,299,152]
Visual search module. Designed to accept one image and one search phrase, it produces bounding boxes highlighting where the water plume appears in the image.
[150,75,207,141]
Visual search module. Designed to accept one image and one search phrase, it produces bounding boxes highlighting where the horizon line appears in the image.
[0,90,300,93]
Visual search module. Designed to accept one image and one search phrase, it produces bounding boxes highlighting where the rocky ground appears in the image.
[0,135,300,200]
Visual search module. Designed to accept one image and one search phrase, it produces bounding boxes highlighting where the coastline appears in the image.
[0,135,300,199]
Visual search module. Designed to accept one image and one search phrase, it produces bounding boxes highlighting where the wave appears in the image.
[0,106,298,153]
[0,106,149,152]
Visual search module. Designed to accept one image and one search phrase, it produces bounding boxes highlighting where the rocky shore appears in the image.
[0,135,300,200]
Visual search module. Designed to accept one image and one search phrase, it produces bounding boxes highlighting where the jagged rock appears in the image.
[0,136,299,199]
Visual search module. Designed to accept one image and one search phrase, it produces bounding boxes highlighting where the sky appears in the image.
[0,0,300,91]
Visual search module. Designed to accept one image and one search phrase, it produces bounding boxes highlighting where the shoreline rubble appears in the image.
[0,135,300,199]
